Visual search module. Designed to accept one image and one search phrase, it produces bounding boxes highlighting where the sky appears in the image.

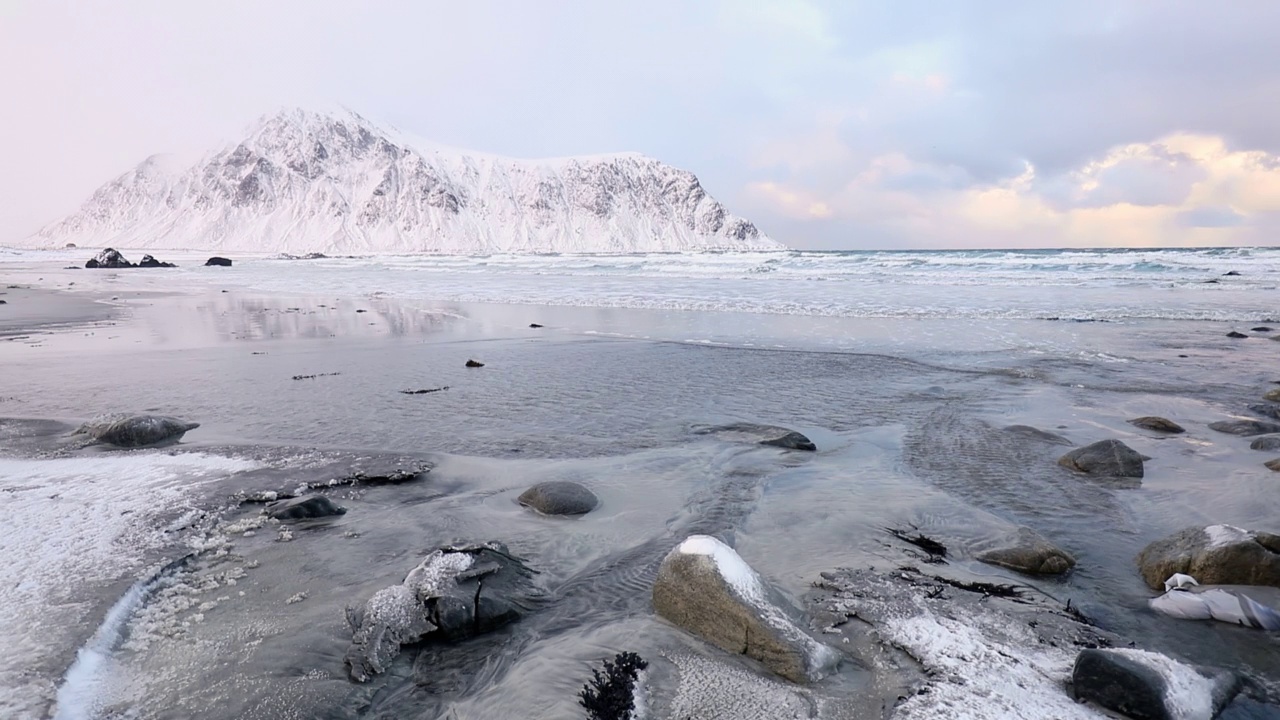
[2,0,1279,250]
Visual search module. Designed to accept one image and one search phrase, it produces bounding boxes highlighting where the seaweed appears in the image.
[579,651,648,720]
[885,525,948,563]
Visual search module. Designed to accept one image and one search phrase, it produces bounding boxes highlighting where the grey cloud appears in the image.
[1176,207,1246,228]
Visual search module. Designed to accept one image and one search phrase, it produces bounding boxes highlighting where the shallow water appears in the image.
[2,253,1280,718]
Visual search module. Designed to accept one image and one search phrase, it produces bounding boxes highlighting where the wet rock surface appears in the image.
[1128,416,1186,434]
[74,413,200,447]
[265,495,346,520]
[973,526,1077,575]
[1136,525,1280,590]
[1249,435,1280,451]
[1209,420,1280,436]
[1058,439,1145,478]
[517,480,598,516]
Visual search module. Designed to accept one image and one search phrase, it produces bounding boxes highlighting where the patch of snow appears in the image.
[1204,524,1249,549]
[1107,649,1216,720]
[403,550,475,598]
[678,534,765,602]
[665,651,813,719]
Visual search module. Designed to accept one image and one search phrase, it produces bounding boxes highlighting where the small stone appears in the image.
[1058,439,1144,478]
[1250,436,1280,452]
[974,527,1076,575]
[465,359,485,368]
[1127,417,1185,434]
[517,481,598,516]
[1267,459,1280,472]
[1227,331,1249,338]
[529,323,544,328]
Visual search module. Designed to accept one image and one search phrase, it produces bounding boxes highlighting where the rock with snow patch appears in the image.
[85,248,133,269]
[517,481,598,516]
[1136,525,1280,591]
[1128,417,1186,434]
[266,495,346,520]
[1071,648,1239,720]
[973,526,1076,575]
[74,413,200,447]
[652,535,838,684]
[1208,419,1280,436]
[137,254,176,268]
[344,543,538,682]
[1058,439,1145,478]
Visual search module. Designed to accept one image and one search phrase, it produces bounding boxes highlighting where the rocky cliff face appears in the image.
[29,108,783,254]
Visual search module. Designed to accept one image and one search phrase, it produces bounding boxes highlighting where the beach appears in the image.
[2,248,1280,719]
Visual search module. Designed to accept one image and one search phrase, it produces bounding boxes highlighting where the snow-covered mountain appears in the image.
[26,108,783,254]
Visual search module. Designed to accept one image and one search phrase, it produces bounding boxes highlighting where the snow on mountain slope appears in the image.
[25,108,784,254]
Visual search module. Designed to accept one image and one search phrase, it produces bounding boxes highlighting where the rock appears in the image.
[1224,270,1242,276]
[1251,436,1280,451]
[1071,648,1239,720]
[74,413,199,447]
[1002,424,1074,445]
[1057,439,1144,478]
[1253,326,1273,332]
[652,535,838,684]
[1265,388,1280,403]
[1248,403,1280,421]
[1136,525,1280,591]
[466,359,485,368]
[265,495,347,520]
[65,243,77,248]
[204,256,233,267]
[344,543,538,681]
[138,254,176,268]
[1266,459,1280,472]
[694,423,817,451]
[973,527,1076,575]
[86,248,133,268]
[518,481,598,516]
[1208,419,1280,436]
[1226,331,1248,338]
[529,323,543,328]
[1127,417,1185,434]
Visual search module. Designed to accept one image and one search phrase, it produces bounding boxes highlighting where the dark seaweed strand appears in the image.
[579,652,649,720]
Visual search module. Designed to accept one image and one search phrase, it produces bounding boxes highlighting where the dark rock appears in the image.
[86,248,133,268]
[344,543,539,682]
[518,481,598,516]
[74,413,199,447]
[974,527,1076,575]
[579,652,648,720]
[0,300,6,305]
[266,495,346,520]
[138,254,176,268]
[1253,326,1273,332]
[694,422,817,451]
[529,323,544,328]
[1002,424,1074,445]
[65,243,77,249]
[1266,459,1280,472]
[1127,417,1185,434]
[1058,439,1145,478]
[1071,648,1239,720]
[1224,270,1242,276]
[400,386,449,395]
[652,535,838,684]
[465,359,485,367]
[1208,419,1280,436]
[1136,525,1280,590]
[204,256,233,267]
[1248,403,1280,421]
[1227,331,1249,338]
[1250,435,1280,452]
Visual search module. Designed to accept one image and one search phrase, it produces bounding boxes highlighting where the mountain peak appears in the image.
[26,108,783,254]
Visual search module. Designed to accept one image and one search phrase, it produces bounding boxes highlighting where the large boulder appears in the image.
[1208,419,1280,436]
[1128,417,1185,434]
[204,256,233,267]
[652,535,838,684]
[694,423,817,451]
[518,481,598,516]
[344,543,538,682]
[1058,439,1145,478]
[973,527,1076,575]
[1136,525,1280,591]
[86,248,133,269]
[1072,648,1239,720]
[138,254,176,268]
[74,413,199,447]
[266,495,346,520]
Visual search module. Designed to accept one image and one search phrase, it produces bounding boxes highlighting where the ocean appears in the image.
[1,246,1278,719]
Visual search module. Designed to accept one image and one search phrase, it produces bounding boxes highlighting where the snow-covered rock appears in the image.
[26,108,784,255]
